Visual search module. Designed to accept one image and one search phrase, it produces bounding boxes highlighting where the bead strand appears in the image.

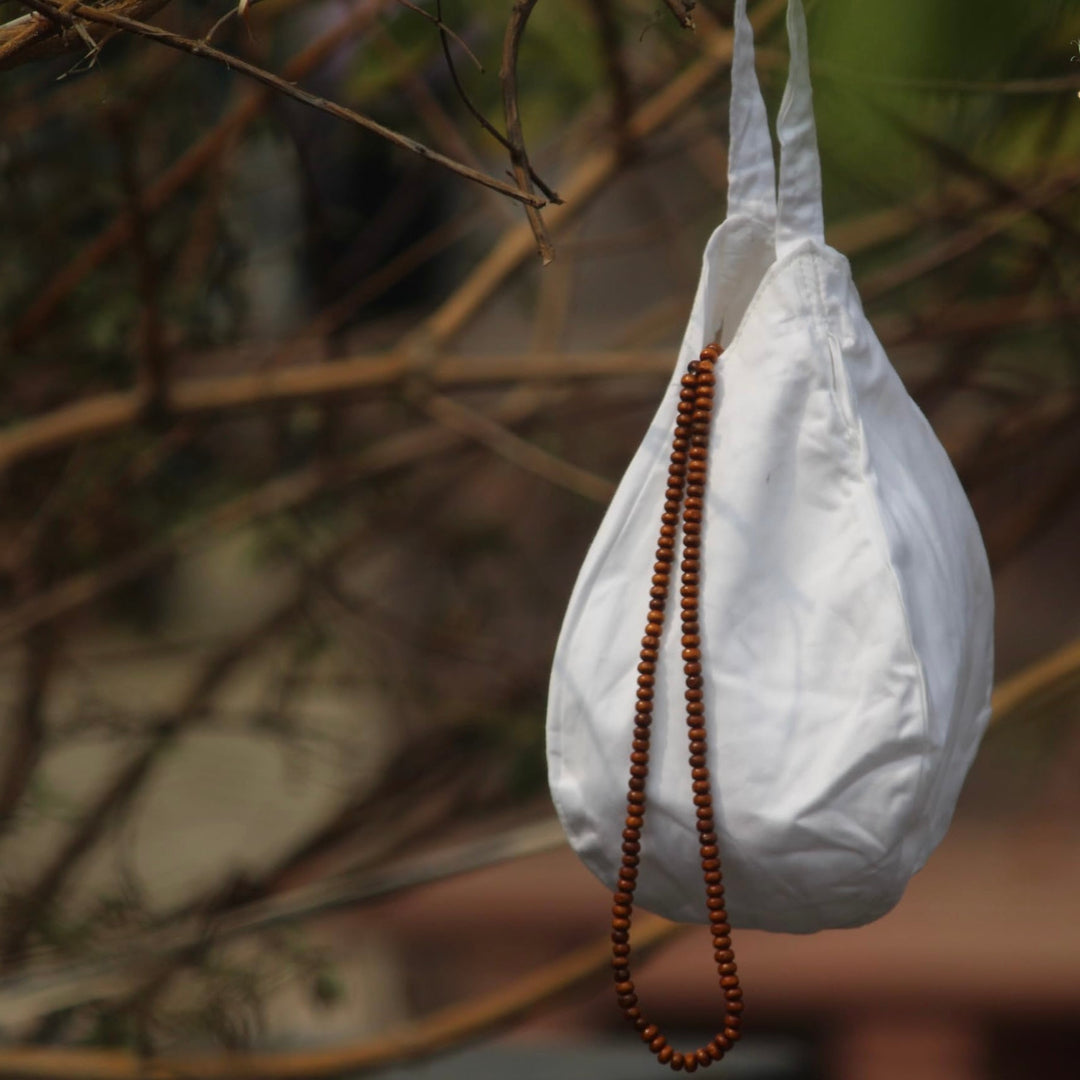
[611,343,743,1071]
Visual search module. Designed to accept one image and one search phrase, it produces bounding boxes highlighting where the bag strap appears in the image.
[726,0,777,225]
[775,0,825,255]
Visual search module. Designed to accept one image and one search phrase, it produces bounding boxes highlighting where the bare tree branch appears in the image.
[500,0,554,263]
[992,635,1080,727]
[660,0,696,32]
[108,110,170,417]
[0,385,569,645]
[589,0,634,160]
[0,350,672,474]
[0,576,319,964]
[8,1,389,350]
[395,0,482,71]
[0,914,682,1078]
[418,390,615,502]
[17,0,547,209]
[414,0,787,351]
[858,168,1080,303]
[0,629,55,838]
[0,0,169,71]
[0,818,565,1025]
[433,0,561,203]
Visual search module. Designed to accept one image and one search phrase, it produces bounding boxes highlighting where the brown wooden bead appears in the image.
[614,346,741,1070]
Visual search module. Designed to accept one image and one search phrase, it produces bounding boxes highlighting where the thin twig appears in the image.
[418,391,616,502]
[0,0,170,71]
[395,0,481,70]
[109,110,170,416]
[859,169,1080,303]
[204,0,269,46]
[413,0,788,351]
[17,0,546,208]
[589,0,634,160]
[0,350,671,474]
[660,0,695,31]
[9,1,389,350]
[9,0,773,350]
[0,817,565,1025]
[0,387,566,645]
[807,59,1080,96]
[0,629,55,839]
[500,0,554,263]
[992,634,1080,727]
[877,106,1080,255]
[432,0,561,202]
[0,915,681,1078]
[0,529,371,965]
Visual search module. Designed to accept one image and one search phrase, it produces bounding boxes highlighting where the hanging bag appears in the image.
[547,0,993,1062]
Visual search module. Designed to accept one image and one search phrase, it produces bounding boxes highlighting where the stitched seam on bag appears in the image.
[811,258,934,891]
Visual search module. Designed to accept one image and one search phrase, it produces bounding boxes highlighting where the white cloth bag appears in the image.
[546,0,994,934]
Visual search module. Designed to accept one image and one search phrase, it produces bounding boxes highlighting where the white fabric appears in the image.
[546,0,994,934]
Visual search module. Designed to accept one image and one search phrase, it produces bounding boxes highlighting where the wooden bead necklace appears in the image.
[611,342,743,1072]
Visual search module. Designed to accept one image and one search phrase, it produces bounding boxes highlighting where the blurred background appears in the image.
[1,0,1079,1077]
